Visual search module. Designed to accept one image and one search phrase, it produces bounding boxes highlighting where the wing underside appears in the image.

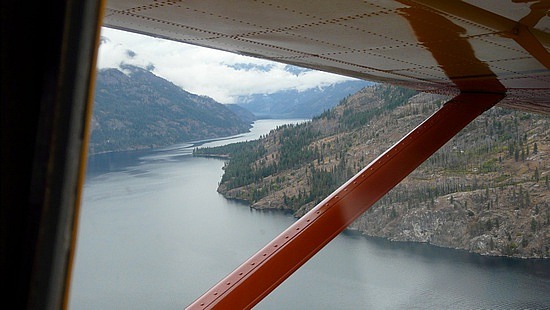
[103,0,550,114]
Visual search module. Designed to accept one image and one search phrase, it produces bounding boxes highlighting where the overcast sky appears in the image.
[97,27,356,103]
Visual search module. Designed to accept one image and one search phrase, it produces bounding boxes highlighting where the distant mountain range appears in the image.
[89,65,251,154]
[235,79,372,118]
[89,65,372,154]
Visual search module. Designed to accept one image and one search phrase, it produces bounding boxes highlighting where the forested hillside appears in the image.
[89,65,251,154]
[194,84,549,258]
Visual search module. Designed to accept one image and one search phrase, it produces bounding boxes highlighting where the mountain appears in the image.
[89,65,251,154]
[235,79,372,118]
[194,84,549,259]
[225,104,257,123]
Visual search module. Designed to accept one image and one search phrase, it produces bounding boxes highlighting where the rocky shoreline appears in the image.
[210,86,549,260]
[219,187,548,259]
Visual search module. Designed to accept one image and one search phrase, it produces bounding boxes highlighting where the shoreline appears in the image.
[218,190,548,261]
[193,153,230,160]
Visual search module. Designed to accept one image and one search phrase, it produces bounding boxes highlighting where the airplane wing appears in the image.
[103,0,550,114]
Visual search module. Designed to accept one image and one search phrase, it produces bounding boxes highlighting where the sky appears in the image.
[97,27,356,104]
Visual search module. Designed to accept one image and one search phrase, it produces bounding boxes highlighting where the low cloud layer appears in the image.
[97,27,355,103]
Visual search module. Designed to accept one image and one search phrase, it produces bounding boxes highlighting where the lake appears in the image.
[69,119,550,309]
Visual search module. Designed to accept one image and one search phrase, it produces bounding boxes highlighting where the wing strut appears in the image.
[187,92,504,310]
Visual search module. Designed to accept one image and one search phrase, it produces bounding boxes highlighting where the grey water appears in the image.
[69,119,550,310]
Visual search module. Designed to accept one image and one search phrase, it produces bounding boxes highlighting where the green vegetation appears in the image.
[195,83,549,258]
[194,122,323,205]
[195,85,419,208]
[198,85,548,216]
[194,140,267,191]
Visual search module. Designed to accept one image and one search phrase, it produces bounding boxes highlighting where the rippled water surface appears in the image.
[70,120,550,309]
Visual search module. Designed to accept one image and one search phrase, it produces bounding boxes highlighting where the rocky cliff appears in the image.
[196,84,549,258]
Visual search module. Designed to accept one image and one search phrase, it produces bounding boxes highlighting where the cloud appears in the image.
[97,27,356,103]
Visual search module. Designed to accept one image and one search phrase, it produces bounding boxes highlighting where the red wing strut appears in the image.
[186,92,505,309]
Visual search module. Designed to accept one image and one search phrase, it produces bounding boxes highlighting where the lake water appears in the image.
[69,119,550,309]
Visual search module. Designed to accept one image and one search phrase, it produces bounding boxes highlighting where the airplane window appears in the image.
[68,27,549,310]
